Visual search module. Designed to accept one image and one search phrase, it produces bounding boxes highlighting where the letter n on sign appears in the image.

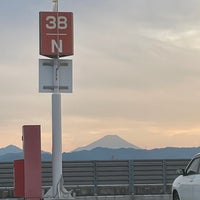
[39,12,73,58]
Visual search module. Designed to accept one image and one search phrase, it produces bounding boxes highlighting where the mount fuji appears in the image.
[74,135,140,152]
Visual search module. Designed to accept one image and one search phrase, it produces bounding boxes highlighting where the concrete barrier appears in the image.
[1,195,171,200]
[133,195,171,200]
[75,194,171,200]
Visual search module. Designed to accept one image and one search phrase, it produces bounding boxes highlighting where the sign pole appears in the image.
[43,0,73,199]
[52,60,62,197]
[51,1,73,199]
[51,1,62,197]
[52,0,58,12]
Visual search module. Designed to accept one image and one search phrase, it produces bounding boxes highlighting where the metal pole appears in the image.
[52,0,62,197]
[52,0,58,12]
[52,59,62,197]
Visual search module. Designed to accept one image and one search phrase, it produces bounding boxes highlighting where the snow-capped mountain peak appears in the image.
[74,135,140,152]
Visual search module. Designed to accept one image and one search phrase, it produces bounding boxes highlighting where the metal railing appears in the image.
[0,159,190,197]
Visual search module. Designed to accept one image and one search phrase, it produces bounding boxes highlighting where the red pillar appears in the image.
[14,159,25,197]
[23,125,42,200]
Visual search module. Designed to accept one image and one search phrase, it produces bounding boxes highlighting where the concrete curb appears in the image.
[76,194,171,200]
[133,195,171,200]
[1,195,172,200]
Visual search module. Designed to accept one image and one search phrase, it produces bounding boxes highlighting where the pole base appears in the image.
[44,186,75,200]
[44,176,74,200]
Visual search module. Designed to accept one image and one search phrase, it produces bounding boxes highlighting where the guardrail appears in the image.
[0,159,190,197]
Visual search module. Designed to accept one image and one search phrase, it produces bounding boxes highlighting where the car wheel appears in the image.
[173,191,180,200]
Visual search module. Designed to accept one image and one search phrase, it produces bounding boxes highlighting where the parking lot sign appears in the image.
[39,12,73,58]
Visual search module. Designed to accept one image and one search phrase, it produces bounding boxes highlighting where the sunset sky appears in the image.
[1,0,200,152]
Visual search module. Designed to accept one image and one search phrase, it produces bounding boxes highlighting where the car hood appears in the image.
[172,175,184,187]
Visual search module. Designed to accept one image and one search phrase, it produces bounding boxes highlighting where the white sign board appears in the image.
[39,59,72,93]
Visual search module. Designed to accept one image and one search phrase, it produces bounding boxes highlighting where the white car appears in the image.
[172,153,200,200]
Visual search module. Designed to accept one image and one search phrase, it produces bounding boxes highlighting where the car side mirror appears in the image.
[176,168,187,176]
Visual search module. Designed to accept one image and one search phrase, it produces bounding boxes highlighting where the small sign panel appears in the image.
[39,59,72,93]
[39,12,73,58]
